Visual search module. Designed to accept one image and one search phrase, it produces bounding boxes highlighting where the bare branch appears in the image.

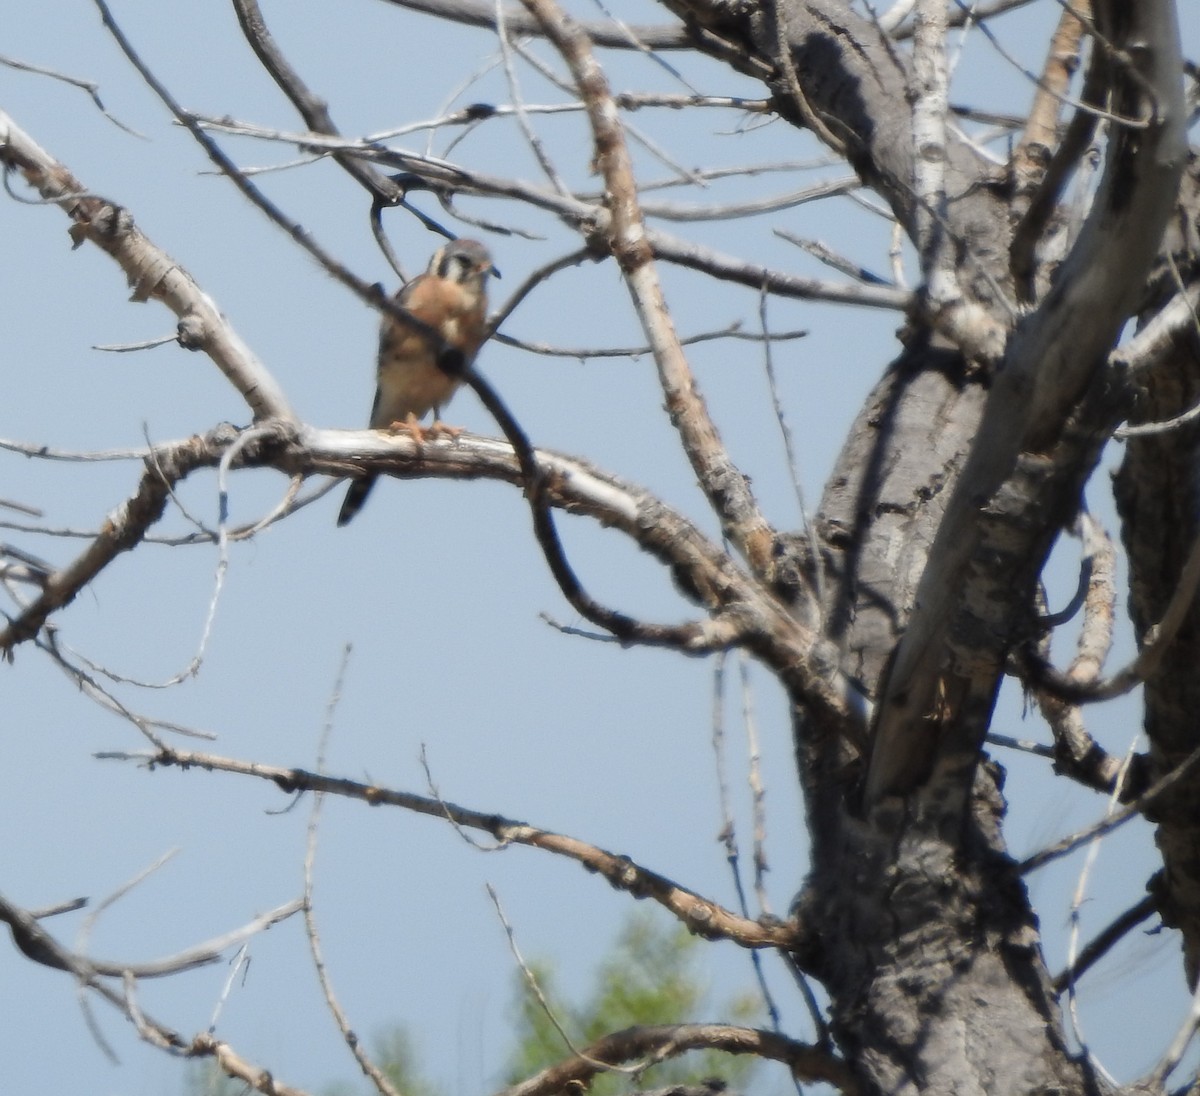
[496,321,809,360]
[376,0,690,50]
[494,0,574,196]
[487,247,598,335]
[231,0,404,207]
[888,0,1040,40]
[0,109,295,423]
[495,1023,858,1096]
[650,228,912,311]
[189,1034,315,1096]
[300,649,402,1096]
[1011,1,1089,191]
[766,0,848,155]
[1061,737,1140,1058]
[1022,514,1139,796]
[488,884,634,1072]
[775,231,894,286]
[1148,989,1200,1089]
[710,656,794,1055]
[0,884,300,980]
[102,744,802,951]
[2,401,863,737]
[0,51,144,135]
[463,368,755,652]
[182,114,913,309]
[1020,524,1200,709]
[1010,2,1106,302]
[38,630,214,745]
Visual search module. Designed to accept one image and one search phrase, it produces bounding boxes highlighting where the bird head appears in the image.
[431,238,498,285]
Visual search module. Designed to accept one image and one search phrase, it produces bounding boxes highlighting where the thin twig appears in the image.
[301,647,402,1096]
[0,52,144,135]
[207,946,250,1033]
[1021,742,1200,874]
[495,321,810,360]
[1145,974,1200,1088]
[708,656,792,1063]
[756,287,820,608]
[1061,736,1138,1073]
[1052,894,1157,993]
[487,885,634,1072]
[494,0,573,196]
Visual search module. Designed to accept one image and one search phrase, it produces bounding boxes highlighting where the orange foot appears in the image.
[385,413,427,442]
[427,419,463,441]
[387,415,462,442]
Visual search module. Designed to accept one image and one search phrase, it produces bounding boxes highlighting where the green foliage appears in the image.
[369,1027,441,1096]
[504,908,763,1096]
[186,910,763,1096]
[319,1028,440,1096]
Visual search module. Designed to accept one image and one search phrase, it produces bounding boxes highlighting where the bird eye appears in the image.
[439,253,469,281]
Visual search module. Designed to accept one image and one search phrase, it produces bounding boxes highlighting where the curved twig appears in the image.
[463,365,745,649]
[1020,524,1200,708]
[494,1023,858,1096]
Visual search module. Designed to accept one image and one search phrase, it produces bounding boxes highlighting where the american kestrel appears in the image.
[337,238,496,527]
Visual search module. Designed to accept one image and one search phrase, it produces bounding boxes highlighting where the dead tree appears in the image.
[1,0,1198,1093]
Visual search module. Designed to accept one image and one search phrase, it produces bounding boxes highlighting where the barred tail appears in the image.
[336,475,377,527]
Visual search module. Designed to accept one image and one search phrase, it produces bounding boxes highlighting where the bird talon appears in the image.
[382,416,462,444]
[386,413,427,443]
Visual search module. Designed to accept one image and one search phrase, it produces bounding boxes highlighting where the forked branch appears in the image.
[518,0,781,584]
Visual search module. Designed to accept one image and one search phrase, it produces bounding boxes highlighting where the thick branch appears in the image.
[0,428,250,652]
[0,407,865,737]
[0,109,296,423]
[866,0,1187,803]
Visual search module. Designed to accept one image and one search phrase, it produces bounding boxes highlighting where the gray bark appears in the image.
[663,0,1191,1090]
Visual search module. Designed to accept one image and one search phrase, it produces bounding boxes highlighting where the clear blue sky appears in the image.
[2,2,1197,1093]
